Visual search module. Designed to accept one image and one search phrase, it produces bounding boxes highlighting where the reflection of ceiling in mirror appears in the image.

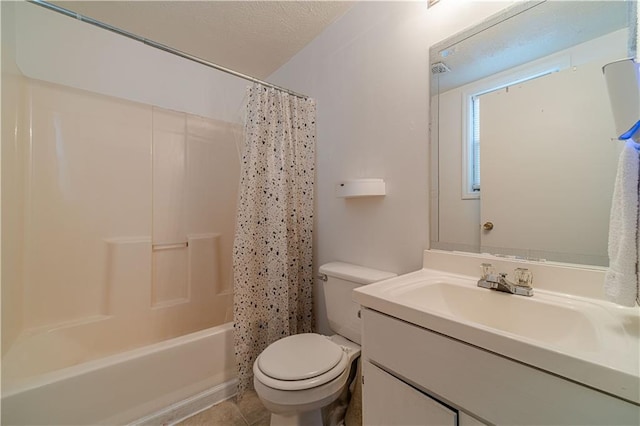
[432,1,628,93]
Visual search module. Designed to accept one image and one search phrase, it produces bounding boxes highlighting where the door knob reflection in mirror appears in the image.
[483,222,494,231]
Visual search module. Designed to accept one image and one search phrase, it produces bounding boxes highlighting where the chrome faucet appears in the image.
[477,263,534,297]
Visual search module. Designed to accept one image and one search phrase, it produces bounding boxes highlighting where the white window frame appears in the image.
[460,55,570,200]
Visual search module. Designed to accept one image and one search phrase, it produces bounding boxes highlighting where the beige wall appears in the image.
[2,1,243,384]
[269,0,516,333]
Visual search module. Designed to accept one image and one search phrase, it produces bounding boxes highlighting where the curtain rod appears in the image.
[27,0,310,100]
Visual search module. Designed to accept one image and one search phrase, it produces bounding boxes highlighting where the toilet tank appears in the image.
[319,262,396,344]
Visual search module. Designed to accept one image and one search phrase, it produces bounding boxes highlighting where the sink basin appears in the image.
[353,267,640,404]
[387,279,600,352]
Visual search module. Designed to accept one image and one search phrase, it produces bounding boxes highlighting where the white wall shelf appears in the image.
[336,179,386,198]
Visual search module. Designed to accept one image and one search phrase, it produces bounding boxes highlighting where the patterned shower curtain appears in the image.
[233,84,316,396]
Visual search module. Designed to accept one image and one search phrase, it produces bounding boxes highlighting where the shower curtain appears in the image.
[233,83,316,396]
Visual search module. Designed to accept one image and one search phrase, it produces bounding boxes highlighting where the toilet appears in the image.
[253,262,396,426]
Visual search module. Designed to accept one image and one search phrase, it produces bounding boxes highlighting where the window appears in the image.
[470,95,481,192]
[462,64,563,199]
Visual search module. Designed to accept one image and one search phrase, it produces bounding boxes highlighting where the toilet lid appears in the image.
[257,333,343,381]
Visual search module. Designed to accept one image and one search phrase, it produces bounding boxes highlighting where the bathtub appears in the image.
[1,323,237,425]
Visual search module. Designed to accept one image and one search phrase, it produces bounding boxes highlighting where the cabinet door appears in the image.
[363,360,457,426]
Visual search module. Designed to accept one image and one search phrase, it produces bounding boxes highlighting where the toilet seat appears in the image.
[254,334,350,391]
[259,333,344,380]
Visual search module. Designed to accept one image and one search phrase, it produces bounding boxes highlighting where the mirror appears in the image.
[430,0,632,267]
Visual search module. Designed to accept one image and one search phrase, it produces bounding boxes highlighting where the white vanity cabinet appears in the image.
[362,359,486,426]
[361,308,640,426]
[363,359,458,426]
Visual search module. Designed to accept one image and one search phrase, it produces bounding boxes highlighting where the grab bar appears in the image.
[152,242,188,251]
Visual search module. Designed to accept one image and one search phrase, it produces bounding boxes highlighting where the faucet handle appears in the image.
[480,263,495,279]
[514,268,533,287]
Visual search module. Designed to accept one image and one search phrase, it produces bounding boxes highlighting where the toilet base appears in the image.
[270,409,322,426]
[254,335,361,426]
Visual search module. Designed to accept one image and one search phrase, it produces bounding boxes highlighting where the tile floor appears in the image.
[177,391,270,426]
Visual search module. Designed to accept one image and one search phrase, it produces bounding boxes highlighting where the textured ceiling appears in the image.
[50,1,354,79]
[432,1,629,93]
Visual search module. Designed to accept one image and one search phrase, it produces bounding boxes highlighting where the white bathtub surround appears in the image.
[605,140,640,307]
[1,78,241,424]
[1,79,240,383]
[233,84,316,397]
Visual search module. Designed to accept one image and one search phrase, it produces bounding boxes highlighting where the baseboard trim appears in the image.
[130,379,238,426]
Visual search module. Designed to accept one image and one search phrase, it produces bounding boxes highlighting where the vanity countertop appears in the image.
[353,254,640,405]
